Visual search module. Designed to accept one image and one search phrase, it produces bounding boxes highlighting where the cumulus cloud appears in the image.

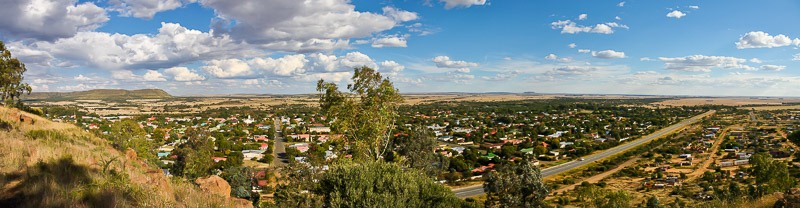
[545,54,558,60]
[372,36,408,48]
[658,55,753,72]
[749,58,762,63]
[109,0,184,19]
[203,0,414,52]
[143,70,167,81]
[688,5,700,9]
[440,0,488,9]
[379,60,405,75]
[666,10,687,19]
[568,43,577,48]
[545,66,600,76]
[760,65,786,71]
[617,1,625,7]
[164,67,206,81]
[735,31,800,49]
[382,6,419,22]
[794,54,800,61]
[432,56,478,68]
[551,20,628,34]
[591,50,626,59]
[481,70,521,81]
[578,14,588,20]
[0,0,109,41]
[10,22,258,71]
[200,52,399,80]
[578,49,591,53]
[203,59,255,78]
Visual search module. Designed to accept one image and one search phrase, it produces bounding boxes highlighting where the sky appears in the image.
[2,0,800,96]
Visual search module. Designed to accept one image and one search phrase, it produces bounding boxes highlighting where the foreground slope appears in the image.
[0,106,244,207]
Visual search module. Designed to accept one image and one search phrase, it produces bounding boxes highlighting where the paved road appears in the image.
[271,118,288,167]
[452,110,716,198]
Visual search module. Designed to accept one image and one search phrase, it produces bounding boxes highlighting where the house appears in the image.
[594,138,607,143]
[242,149,266,160]
[253,135,269,142]
[520,148,534,155]
[157,152,170,158]
[559,142,574,148]
[482,153,499,160]
[451,147,466,154]
[482,143,504,150]
[212,157,228,163]
[678,154,692,159]
[438,136,453,142]
[549,151,560,156]
[260,143,269,150]
[309,126,331,133]
[289,143,310,153]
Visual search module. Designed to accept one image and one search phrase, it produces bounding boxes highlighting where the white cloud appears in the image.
[545,66,600,76]
[382,6,419,22]
[545,54,558,60]
[11,22,258,71]
[760,65,786,71]
[164,67,206,81]
[794,54,800,61]
[749,58,763,63]
[379,60,405,74]
[440,0,488,9]
[203,0,414,52]
[615,16,622,20]
[568,43,577,48]
[372,36,408,48]
[735,31,800,49]
[578,14,588,20]
[617,1,625,7]
[248,54,309,76]
[203,59,255,78]
[551,20,628,34]
[591,50,626,59]
[0,0,109,41]
[688,5,700,9]
[432,56,479,68]
[658,55,753,72]
[666,10,687,19]
[143,70,167,81]
[578,49,591,53]
[109,0,184,19]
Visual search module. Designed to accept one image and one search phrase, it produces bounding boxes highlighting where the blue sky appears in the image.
[2,0,800,96]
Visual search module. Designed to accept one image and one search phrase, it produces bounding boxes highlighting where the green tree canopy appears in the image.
[315,161,469,208]
[0,41,32,106]
[317,66,403,161]
[108,119,157,164]
[484,159,550,208]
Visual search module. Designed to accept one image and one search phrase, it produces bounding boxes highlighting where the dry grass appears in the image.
[654,98,800,106]
[0,106,238,207]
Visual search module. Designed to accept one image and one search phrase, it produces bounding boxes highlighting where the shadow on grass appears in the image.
[0,156,126,207]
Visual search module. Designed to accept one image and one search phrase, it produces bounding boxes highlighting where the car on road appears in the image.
[579,158,585,161]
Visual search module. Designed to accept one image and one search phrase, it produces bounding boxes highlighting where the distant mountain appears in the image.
[23,89,172,101]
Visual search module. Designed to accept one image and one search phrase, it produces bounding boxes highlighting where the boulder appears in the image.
[195,175,231,199]
[124,148,137,160]
[231,197,255,208]
[775,189,800,208]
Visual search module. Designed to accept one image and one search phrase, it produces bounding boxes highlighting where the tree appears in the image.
[394,126,448,177]
[0,41,31,106]
[315,161,469,208]
[484,159,549,207]
[171,128,215,179]
[645,195,661,208]
[109,119,157,164]
[222,166,258,203]
[750,153,795,195]
[317,66,403,161]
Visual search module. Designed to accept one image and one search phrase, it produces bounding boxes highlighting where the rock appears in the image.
[195,175,231,200]
[125,148,137,160]
[231,197,254,208]
[775,189,800,208]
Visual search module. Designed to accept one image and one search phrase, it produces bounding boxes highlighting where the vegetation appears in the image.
[0,41,31,106]
[484,159,549,207]
[317,66,403,161]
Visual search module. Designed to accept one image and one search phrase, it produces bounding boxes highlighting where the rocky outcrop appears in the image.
[775,189,800,208]
[196,175,232,199]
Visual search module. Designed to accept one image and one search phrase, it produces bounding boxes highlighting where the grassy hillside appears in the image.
[0,106,240,207]
[23,89,172,101]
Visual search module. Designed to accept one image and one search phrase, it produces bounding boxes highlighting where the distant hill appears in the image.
[23,89,172,101]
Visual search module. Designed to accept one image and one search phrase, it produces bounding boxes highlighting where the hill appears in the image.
[0,106,249,207]
[23,89,172,101]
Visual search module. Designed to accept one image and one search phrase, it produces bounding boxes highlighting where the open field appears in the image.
[654,97,800,106]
